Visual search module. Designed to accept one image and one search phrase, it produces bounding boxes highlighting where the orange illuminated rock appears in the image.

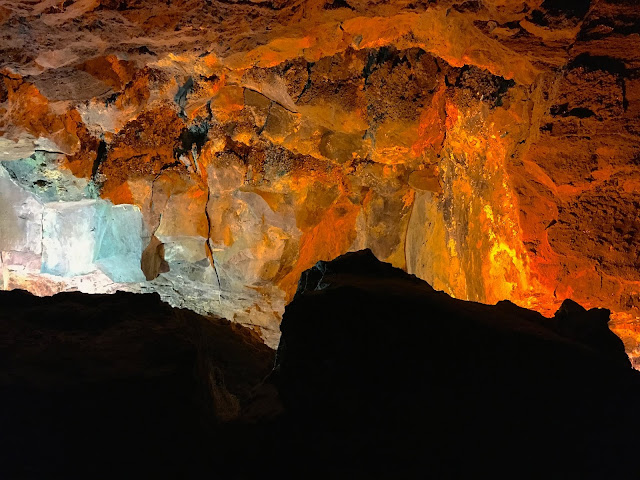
[0,74,84,156]
[0,0,639,359]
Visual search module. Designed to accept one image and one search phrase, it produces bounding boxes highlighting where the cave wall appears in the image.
[0,0,638,352]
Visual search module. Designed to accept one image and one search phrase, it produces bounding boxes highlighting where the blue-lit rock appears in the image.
[0,165,43,256]
[1,152,97,203]
[94,204,147,283]
[41,200,146,282]
[41,200,100,277]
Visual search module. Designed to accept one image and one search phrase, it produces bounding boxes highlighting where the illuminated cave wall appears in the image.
[0,0,639,352]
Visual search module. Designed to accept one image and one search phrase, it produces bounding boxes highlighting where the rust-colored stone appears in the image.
[1,0,639,358]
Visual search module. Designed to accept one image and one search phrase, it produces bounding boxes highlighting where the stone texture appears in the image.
[272,250,640,477]
[5,253,640,477]
[41,200,146,281]
[0,289,274,478]
[1,151,97,202]
[0,164,43,256]
[94,203,147,283]
[0,0,639,357]
[41,200,100,277]
[1,164,146,286]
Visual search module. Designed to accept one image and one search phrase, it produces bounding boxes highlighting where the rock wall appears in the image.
[273,249,640,477]
[0,0,639,353]
[0,289,275,478]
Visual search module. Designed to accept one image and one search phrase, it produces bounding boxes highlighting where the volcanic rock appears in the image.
[0,0,639,358]
[4,252,640,478]
[0,289,274,478]
[273,250,640,478]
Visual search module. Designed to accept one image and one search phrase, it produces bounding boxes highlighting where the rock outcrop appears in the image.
[273,250,640,478]
[4,251,640,477]
[0,0,639,357]
[0,289,274,478]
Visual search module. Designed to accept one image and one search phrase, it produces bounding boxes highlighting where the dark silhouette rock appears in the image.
[273,249,640,478]
[0,290,274,478]
[3,251,640,478]
[553,298,630,368]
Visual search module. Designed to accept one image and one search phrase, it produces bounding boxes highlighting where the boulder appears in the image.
[0,290,274,478]
[41,200,146,282]
[273,250,640,478]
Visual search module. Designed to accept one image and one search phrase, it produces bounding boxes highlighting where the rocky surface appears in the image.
[0,289,275,478]
[0,0,639,356]
[273,250,640,477]
[5,251,640,478]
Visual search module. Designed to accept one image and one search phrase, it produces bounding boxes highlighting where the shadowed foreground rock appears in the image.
[273,250,640,478]
[3,251,640,478]
[0,290,275,478]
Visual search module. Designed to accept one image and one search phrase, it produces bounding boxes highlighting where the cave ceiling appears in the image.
[0,0,639,354]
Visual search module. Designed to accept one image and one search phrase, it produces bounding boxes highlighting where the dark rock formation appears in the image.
[4,252,640,478]
[2,0,640,357]
[0,290,274,478]
[273,250,640,478]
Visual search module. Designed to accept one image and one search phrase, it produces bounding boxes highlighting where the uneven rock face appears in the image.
[0,1,639,354]
[273,250,640,477]
[4,252,640,478]
[0,290,275,478]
